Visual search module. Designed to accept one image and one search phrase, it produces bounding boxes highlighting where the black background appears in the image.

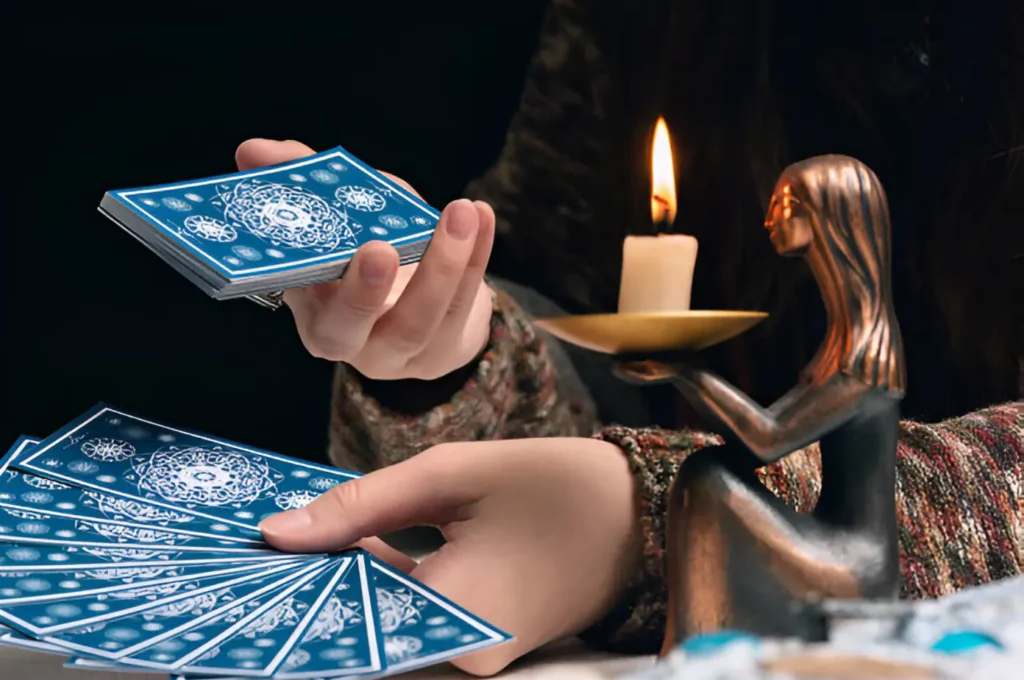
[2,5,548,461]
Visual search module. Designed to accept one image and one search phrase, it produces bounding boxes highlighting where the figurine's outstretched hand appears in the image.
[614,359,682,385]
[259,437,640,677]
[236,138,496,381]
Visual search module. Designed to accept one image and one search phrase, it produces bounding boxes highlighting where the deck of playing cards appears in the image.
[98,147,440,309]
[0,405,510,678]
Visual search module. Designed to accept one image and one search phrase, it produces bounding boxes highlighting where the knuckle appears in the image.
[384,319,430,355]
[430,254,465,281]
[303,325,357,362]
[325,478,363,515]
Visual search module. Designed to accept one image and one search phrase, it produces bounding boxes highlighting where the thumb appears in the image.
[259,446,479,553]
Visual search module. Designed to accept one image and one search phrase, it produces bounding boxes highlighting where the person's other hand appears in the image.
[236,139,496,381]
[259,437,641,676]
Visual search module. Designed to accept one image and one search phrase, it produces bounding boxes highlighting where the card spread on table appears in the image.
[98,145,440,304]
[1,559,311,638]
[2,406,511,678]
[1,437,264,544]
[16,404,362,530]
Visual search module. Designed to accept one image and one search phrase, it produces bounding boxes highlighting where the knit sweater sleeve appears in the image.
[585,402,1024,654]
[326,288,598,473]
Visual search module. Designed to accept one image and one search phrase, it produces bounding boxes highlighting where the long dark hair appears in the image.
[657,0,1022,418]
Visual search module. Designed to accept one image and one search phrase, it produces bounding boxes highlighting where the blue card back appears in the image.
[1,437,263,544]
[44,560,325,658]
[275,552,384,679]
[1,559,308,638]
[16,405,361,530]
[0,541,292,573]
[105,146,439,281]
[0,559,299,608]
[0,505,268,553]
[371,557,512,675]
[166,557,354,676]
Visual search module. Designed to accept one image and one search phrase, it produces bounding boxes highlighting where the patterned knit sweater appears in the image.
[326,0,1024,655]
[328,290,1024,654]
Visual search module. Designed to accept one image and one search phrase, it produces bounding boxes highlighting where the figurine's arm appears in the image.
[673,368,871,463]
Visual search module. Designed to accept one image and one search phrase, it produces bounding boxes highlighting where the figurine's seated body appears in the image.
[620,155,907,653]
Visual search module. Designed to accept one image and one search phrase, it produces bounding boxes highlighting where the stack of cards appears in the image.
[0,404,510,678]
[98,147,440,308]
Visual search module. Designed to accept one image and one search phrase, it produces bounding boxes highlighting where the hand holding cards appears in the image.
[0,406,511,678]
[99,145,439,308]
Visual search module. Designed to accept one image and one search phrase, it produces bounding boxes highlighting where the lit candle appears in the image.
[618,117,699,314]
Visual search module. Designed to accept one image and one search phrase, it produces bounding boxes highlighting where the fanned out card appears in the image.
[15,404,362,531]
[98,146,440,308]
[2,403,511,679]
[0,437,265,545]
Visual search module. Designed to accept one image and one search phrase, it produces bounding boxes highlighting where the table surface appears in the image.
[0,639,655,680]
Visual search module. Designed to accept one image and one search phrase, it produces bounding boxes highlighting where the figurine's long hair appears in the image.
[780,156,906,393]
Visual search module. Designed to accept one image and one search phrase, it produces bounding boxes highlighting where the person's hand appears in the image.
[259,437,641,676]
[235,139,496,381]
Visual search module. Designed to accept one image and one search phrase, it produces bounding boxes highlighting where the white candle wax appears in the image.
[618,234,699,313]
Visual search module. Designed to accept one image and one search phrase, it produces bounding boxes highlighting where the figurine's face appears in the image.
[765,183,813,256]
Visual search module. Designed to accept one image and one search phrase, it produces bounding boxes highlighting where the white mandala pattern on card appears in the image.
[310,169,340,184]
[273,490,319,511]
[82,547,168,561]
[370,226,388,236]
[377,587,428,633]
[288,173,307,182]
[162,197,192,212]
[15,521,50,534]
[328,162,348,172]
[242,597,303,637]
[4,548,39,561]
[80,521,180,545]
[5,510,48,520]
[219,180,361,252]
[385,635,423,665]
[301,596,363,643]
[81,438,136,463]
[108,582,184,601]
[184,193,204,202]
[183,215,238,243]
[21,474,72,491]
[6,509,48,521]
[142,198,159,207]
[378,214,407,229]
[82,567,173,582]
[335,186,386,212]
[425,625,462,640]
[20,491,53,504]
[410,215,430,226]
[265,248,285,259]
[284,649,311,671]
[84,491,194,525]
[231,244,263,261]
[67,461,99,475]
[131,447,280,508]
[307,477,340,492]
[143,590,222,619]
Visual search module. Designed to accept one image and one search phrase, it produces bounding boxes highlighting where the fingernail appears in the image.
[445,200,476,241]
[359,256,391,286]
[259,509,312,538]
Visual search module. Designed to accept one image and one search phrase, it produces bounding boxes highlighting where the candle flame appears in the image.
[650,116,677,225]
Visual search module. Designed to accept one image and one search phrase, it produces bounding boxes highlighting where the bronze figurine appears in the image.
[617,155,906,655]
